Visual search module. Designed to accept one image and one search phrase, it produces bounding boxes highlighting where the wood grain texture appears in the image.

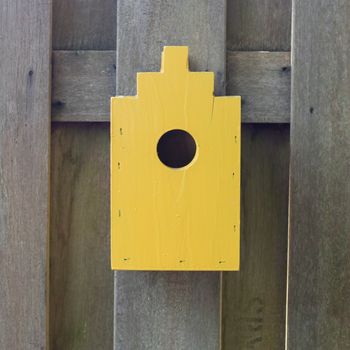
[111,46,240,271]
[222,125,289,350]
[50,123,113,350]
[227,51,290,123]
[53,0,116,50]
[227,0,291,51]
[51,51,290,123]
[52,51,115,122]
[115,1,225,349]
[222,2,291,349]
[0,1,51,349]
[115,272,221,349]
[116,0,226,96]
[287,1,350,349]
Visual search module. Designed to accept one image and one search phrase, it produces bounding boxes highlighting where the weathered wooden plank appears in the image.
[50,123,113,350]
[53,0,116,50]
[51,1,116,349]
[287,1,350,349]
[227,51,290,123]
[222,124,289,349]
[52,51,115,122]
[116,1,226,95]
[114,1,226,349]
[0,1,51,349]
[51,51,290,123]
[222,1,291,349]
[227,0,291,51]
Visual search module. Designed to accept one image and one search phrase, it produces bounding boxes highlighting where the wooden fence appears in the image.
[1,0,349,349]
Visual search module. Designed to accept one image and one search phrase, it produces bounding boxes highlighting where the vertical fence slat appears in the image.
[114,1,226,349]
[227,0,291,51]
[0,1,51,349]
[50,123,113,350]
[223,1,291,348]
[288,0,350,348]
[222,125,289,349]
[50,1,115,349]
[53,0,116,50]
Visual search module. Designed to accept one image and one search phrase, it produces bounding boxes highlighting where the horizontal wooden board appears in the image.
[227,51,291,123]
[51,50,290,123]
[52,51,115,122]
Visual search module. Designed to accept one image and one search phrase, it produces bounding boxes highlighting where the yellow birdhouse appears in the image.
[111,46,240,271]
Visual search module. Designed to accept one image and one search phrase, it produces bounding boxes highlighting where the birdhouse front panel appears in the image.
[111,46,240,271]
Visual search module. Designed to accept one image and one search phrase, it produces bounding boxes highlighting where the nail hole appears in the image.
[52,100,65,107]
[281,66,291,72]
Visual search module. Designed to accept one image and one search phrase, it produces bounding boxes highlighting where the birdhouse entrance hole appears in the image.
[157,129,197,169]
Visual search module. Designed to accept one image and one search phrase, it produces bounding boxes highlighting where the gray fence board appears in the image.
[114,1,226,349]
[222,1,291,349]
[53,0,116,50]
[287,1,350,349]
[227,0,291,51]
[50,1,116,349]
[52,51,115,122]
[51,51,290,123]
[0,1,51,349]
[227,51,290,123]
[222,125,289,349]
[50,123,113,350]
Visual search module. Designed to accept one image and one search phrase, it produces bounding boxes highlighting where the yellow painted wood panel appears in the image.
[111,46,240,270]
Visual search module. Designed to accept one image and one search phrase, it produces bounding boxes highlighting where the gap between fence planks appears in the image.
[51,50,290,123]
[287,0,350,349]
[0,1,51,349]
